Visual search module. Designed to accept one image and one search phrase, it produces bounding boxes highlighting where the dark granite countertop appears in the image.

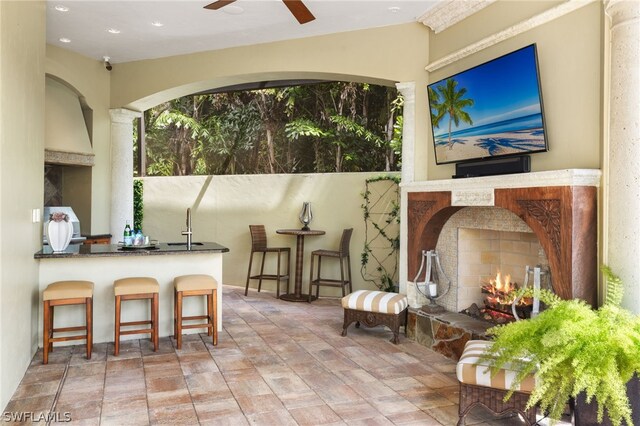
[34,242,229,259]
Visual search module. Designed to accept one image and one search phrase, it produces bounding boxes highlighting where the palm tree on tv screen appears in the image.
[432,78,474,149]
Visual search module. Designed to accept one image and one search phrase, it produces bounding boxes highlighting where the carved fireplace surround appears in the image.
[402,169,601,307]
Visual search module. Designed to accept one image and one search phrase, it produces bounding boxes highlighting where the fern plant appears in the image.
[483,266,640,426]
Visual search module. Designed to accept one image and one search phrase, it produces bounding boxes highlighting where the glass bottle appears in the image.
[123,220,132,246]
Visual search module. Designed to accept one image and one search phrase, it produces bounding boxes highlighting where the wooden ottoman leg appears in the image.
[341,308,353,337]
[390,311,401,344]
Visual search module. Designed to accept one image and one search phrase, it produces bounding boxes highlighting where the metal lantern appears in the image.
[512,265,552,319]
[414,249,451,314]
[299,202,313,231]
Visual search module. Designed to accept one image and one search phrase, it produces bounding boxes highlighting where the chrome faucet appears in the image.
[181,208,193,250]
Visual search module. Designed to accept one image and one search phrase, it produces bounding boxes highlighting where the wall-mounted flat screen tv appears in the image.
[428,44,548,165]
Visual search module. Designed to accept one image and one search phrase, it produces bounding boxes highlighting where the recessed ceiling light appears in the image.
[388,6,401,13]
[151,21,164,27]
[107,28,121,34]
[221,5,244,15]
[59,37,71,43]
[54,5,69,12]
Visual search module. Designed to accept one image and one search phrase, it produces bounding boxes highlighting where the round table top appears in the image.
[276,228,326,236]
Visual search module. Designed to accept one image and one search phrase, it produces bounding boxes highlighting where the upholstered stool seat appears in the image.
[113,277,159,356]
[340,290,408,344]
[43,280,94,364]
[174,274,218,349]
[456,340,537,425]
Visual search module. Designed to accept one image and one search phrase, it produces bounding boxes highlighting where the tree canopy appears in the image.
[137,82,402,176]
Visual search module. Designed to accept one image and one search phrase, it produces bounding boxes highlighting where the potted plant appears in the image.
[483,266,640,426]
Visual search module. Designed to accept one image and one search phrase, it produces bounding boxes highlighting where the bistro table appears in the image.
[276,228,325,302]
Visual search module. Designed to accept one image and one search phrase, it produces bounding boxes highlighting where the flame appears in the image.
[490,272,513,293]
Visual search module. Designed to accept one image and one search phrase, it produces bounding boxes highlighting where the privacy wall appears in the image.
[141,172,395,295]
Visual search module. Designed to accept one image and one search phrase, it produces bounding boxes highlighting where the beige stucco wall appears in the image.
[46,45,112,235]
[426,1,603,180]
[141,172,393,295]
[0,1,45,410]
[110,23,431,111]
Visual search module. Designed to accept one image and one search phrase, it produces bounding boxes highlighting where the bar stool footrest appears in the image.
[249,273,290,280]
[182,315,210,321]
[52,325,87,333]
[181,323,213,330]
[120,329,153,336]
[120,320,153,327]
[49,334,89,343]
[311,278,349,287]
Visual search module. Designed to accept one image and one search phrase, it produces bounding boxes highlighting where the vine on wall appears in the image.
[360,175,400,292]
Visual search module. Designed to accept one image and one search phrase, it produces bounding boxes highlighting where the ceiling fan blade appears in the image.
[204,0,237,10]
[282,0,316,24]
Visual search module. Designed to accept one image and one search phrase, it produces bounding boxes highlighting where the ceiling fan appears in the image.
[204,0,316,25]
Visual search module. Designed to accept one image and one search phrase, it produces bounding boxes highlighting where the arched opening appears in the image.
[137,78,402,176]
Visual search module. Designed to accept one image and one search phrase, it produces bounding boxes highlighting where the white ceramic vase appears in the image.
[47,219,73,252]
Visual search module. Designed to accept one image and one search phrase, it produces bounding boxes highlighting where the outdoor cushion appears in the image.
[457,340,536,392]
[43,280,94,301]
[174,274,218,291]
[114,277,159,296]
[341,290,408,315]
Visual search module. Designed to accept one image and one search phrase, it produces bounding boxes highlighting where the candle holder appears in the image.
[414,250,451,314]
[299,202,313,231]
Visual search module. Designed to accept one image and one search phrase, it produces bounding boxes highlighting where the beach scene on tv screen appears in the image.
[429,45,547,164]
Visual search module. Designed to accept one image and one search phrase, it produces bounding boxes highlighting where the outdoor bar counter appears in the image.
[35,242,229,346]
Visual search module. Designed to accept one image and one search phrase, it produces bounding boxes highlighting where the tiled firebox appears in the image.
[457,227,546,311]
[433,206,548,313]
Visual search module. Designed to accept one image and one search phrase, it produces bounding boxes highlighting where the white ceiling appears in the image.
[47,0,441,64]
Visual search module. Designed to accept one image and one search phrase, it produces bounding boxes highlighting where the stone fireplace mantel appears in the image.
[401,169,601,306]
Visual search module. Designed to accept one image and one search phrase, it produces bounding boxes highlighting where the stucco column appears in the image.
[396,82,416,184]
[605,0,640,312]
[110,108,141,243]
[396,81,416,294]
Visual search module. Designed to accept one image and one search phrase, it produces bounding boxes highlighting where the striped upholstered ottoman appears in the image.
[341,290,408,344]
[457,340,537,425]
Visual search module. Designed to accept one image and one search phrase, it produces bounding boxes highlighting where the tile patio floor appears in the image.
[3,286,563,425]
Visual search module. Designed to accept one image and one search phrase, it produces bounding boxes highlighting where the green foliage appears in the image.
[143,82,402,175]
[484,266,640,426]
[360,175,400,291]
[133,179,143,231]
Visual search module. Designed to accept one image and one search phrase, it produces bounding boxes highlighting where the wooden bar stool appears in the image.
[43,280,94,364]
[113,277,159,356]
[174,274,218,349]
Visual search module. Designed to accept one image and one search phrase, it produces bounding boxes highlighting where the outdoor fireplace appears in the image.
[402,170,600,359]
[405,170,600,307]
